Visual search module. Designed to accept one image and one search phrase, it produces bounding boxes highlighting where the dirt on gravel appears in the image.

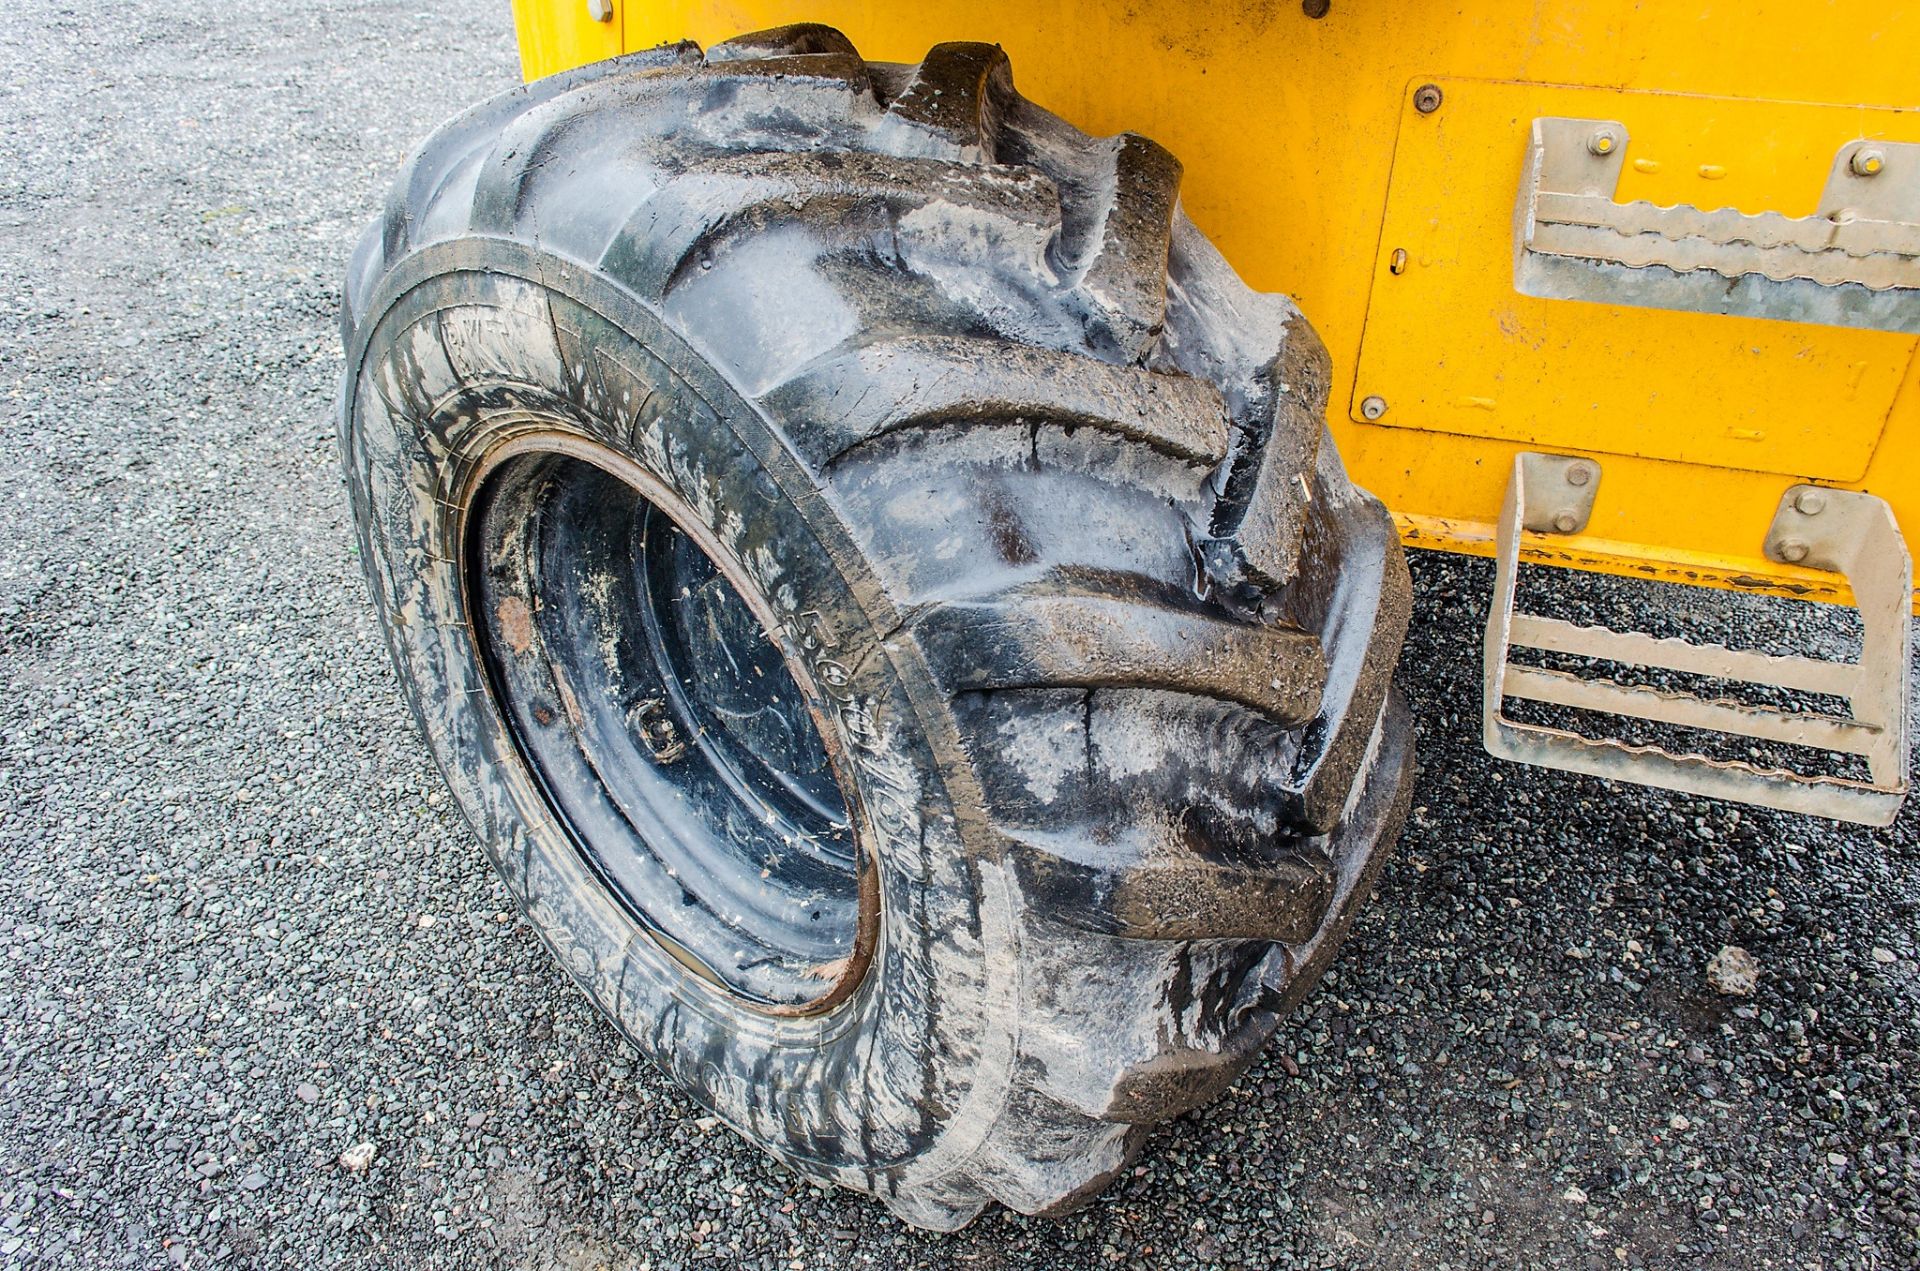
[0,2,1916,1269]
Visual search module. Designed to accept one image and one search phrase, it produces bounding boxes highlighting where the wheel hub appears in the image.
[469,443,865,1010]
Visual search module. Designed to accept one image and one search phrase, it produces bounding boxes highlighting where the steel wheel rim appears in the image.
[464,431,873,1012]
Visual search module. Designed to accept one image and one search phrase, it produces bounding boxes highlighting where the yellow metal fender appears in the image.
[512,0,1920,615]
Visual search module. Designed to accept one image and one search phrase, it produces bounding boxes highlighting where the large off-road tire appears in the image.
[339,26,1413,1228]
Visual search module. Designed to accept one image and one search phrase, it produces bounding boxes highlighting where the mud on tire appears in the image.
[339,25,1414,1228]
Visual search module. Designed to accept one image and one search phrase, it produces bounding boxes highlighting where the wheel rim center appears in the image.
[469,441,865,1010]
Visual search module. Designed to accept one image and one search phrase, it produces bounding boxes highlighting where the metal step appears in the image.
[1515,119,1920,333]
[1482,452,1912,825]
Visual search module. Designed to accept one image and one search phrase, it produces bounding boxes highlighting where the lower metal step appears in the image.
[1483,452,1912,826]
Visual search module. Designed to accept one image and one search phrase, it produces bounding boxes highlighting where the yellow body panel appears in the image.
[511,0,1920,610]
[511,0,623,81]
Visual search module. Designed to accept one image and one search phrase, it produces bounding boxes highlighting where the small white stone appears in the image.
[1872,947,1897,965]
[1706,945,1759,997]
[1562,1185,1588,1204]
[338,1142,377,1173]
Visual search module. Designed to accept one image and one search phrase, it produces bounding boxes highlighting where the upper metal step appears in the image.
[1515,118,1920,333]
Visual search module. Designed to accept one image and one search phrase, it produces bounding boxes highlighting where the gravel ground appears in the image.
[2,2,1918,1268]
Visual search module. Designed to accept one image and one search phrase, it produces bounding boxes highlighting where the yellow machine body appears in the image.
[512,0,1920,613]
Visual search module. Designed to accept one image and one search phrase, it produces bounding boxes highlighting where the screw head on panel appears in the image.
[1552,512,1578,534]
[587,0,614,22]
[1566,462,1593,488]
[1794,488,1827,516]
[1413,84,1443,115]
[1851,148,1886,178]
[1779,539,1811,563]
[1587,129,1619,157]
[1360,395,1388,421]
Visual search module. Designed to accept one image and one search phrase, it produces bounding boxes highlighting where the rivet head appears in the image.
[1413,84,1443,115]
[1780,539,1810,563]
[1587,129,1619,157]
[1851,148,1886,178]
[1565,462,1593,488]
[1360,395,1389,421]
[1552,511,1578,534]
[1793,488,1828,516]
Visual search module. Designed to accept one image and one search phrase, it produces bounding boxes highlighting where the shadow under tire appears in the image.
[339,24,1414,1229]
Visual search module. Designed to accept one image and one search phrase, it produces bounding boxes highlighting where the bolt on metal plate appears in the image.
[1764,483,1880,572]
[1517,452,1601,535]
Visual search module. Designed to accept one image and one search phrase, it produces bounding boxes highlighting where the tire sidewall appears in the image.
[341,241,1018,1190]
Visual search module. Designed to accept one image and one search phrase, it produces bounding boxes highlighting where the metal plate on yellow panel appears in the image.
[1351,78,1920,481]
